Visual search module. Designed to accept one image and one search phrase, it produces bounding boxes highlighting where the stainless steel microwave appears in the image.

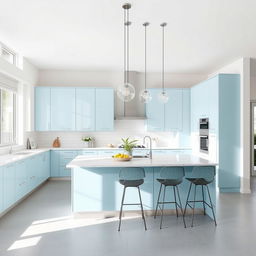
[199,118,209,153]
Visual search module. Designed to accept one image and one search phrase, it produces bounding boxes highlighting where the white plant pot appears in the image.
[83,141,90,148]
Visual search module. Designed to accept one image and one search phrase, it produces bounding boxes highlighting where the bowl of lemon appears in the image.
[112,153,132,161]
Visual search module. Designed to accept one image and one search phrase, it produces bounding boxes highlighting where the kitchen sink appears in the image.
[13,151,34,155]
[133,155,149,158]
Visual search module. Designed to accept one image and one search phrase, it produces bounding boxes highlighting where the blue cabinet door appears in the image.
[15,160,27,201]
[3,163,16,210]
[0,167,3,213]
[51,150,60,177]
[59,151,77,177]
[51,87,76,131]
[35,87,51,131]
[146,89,165,131]
[95,88,114,131]
[76,88,95,131]
[207,76,219,132]
[165,89,183,131]
[43,152,50,180]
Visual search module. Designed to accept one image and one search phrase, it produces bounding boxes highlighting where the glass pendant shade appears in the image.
[117,82,135,102]
[139,89,152,103]
[158,91,169,104]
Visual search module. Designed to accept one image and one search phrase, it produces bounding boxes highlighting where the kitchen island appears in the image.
[67,154,217,219]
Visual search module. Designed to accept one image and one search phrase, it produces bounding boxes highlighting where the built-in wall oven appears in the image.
[199,118,209,153]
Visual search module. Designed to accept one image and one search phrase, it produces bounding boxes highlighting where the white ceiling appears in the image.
[1,0,256,73]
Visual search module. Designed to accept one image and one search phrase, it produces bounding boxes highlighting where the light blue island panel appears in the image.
[146,89,165,131]
[72,167,154,212]
[95,88,114,131]
[218,74,240,192]
[51,87,76,131]
[76,88,95,131]
[3,163,16,210]
[165,89,183,131]
[35,87,51,131]
[71,165,216,220]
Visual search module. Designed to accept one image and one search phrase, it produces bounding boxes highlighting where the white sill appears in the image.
[0,145,25,155]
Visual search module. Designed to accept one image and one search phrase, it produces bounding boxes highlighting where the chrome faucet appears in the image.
[143,136,152,159]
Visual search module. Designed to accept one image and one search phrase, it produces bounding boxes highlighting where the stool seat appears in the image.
[119,179,144,187]
[186,178,211,186]
[157,178,182,186]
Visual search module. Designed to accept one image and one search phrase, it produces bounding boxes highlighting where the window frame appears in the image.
[0,88,17,146]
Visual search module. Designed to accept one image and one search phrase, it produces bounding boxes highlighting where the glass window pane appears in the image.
[1,90,14,144]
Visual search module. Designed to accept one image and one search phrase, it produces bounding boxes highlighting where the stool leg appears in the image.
[202,185,206,215]
[138,187,147,231]
[176,186,186,228]
[160,185,166,229]
[154,184,162,219]
[191,185,197,227]
[173,186,179,218]
[184,182,192,216]
[206,185,217,226]
[118,186,126,231]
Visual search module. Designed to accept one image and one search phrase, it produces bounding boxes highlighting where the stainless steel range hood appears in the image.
[115,71,147,120]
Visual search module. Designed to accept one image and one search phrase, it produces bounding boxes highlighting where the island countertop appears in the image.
[67,154,217,168]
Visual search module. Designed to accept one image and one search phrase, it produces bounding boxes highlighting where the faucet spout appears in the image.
[143,136,152,159]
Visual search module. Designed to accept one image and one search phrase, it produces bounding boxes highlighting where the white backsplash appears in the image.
[33,120,191,149]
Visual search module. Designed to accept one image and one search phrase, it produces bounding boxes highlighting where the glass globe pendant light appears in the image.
[158,22,169,104]
[140,22,152,104]
[117,3,135,102]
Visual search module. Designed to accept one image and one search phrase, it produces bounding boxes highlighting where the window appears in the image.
[0,88,16,145]
[0,43,17,66]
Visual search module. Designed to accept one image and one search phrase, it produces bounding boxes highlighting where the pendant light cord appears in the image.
[144,24,147,90]
[124,8,126,84]
[162,24,165,92]
[127,8,129,84]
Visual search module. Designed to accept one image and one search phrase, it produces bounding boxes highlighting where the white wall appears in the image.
[208,58,251,194]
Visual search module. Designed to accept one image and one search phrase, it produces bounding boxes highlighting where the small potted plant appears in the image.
[82,137,93,148]
[121,137,138,156]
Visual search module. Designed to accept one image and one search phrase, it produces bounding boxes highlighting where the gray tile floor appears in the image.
[0,179,256,256]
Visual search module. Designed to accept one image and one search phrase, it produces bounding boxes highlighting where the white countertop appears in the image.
[0,149,49,167]
[66,154,217,168]
[0,147,192,167]
[49,147,191,151]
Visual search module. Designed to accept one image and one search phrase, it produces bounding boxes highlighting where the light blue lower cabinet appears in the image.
[51,150,78,177]
[3,163,16,210]
[0,167,3,214]
[15,160,28,201]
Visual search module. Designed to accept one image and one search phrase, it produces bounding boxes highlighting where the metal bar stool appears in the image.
[154,167,186,229]
[184,166,217,227]
[118,167,147,231]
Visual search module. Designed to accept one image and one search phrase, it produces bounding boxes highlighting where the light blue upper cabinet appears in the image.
[35,87,51,131]
[76,88,95,131]
[165,89,183,131]
[146,89,165,131]
[95,88,114,131]
[51,87,76,131]
[207,76,219,132]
